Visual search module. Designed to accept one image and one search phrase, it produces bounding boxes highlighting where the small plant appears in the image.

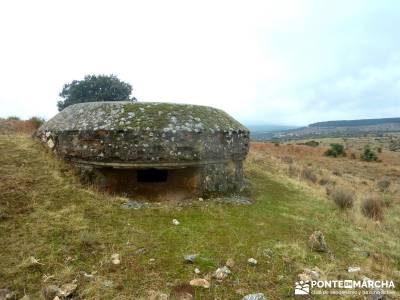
[79,231,99,249]
[324,143,345,157]
[304,140,319,147]
[318,176,330,186]
[280,155,294,164]
[389,138,400,152]
[377,147,382,153]
[376,176,391,192]
[330,186,354,210]
[360,145,377,162]
[302,168,317,183]
[6,116,20,121]
[361,196,384,221]
[28,116,46,129]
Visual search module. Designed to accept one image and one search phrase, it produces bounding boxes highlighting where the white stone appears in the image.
[248,258,258,266]
[348,266,361,273]
[189,278,210,288]
[172,219,180,225]
[242,293,266,300]
[111,253,120,265]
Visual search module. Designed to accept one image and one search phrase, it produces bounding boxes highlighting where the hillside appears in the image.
[1,128,399,298]
[251,117,400,141]
[310,117,400,128]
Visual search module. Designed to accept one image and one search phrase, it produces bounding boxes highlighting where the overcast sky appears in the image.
[0,0,399,126]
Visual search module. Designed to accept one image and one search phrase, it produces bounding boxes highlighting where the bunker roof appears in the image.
[39,101,248,133]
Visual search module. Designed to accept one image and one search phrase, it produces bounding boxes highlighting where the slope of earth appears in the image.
[0,133,399,299]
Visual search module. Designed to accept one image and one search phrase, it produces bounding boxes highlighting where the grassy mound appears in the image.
[0,134,399,299]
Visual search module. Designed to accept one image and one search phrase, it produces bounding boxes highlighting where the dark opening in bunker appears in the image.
[137,169,168,182]
[95,166,200,201]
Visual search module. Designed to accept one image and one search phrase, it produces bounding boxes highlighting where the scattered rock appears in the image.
[348,266,361,273]
[121,200,149,209]
[147,290,169,300]
[248,258,258,266]
[27,256,44,266]
[58,283,77,297]
[103,280,113,288]
[214,266,231,280]
[189,278,210,288]
[149,258,156,263]
[298,267,321,281]
[20,295,30,300]
[42,285,60,300]
[198,197,204,201]
[171,283,194,300]
[308,231,328,252]
[172,219,180,225]
[134,247,146,255]
[194,268,201,274]
[0,289,16,300]
[242,293,266,300]
[183,254,198,264]
[215,196,252,205]
[42,282,77,300]
[226,258,235,268]
[111,253,120,265]
[80,271,95,281]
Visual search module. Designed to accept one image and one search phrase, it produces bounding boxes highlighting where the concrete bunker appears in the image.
[37,101,250,200]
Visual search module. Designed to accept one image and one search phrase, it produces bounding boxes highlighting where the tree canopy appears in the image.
[57,74,135,111]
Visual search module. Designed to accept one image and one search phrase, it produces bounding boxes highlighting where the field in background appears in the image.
[0,123,399,299]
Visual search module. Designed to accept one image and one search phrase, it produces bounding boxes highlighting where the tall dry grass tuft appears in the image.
[301,167,317,183]
[361,196,384,221]
[376,177,391,192]
[330,186,354,210]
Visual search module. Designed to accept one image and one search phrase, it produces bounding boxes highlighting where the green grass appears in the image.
[0,134,399,299]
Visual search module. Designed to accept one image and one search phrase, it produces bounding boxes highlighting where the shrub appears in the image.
[318,176,330,186]
[360,145,378,162]
[303,140,319,147]
[361,196,384,221]
[389,138,400,152]
[6,116,20,121]
[376,177,391,192]
[377,147,382,153]
[281,156,294,164]
[324,143,345,157]
[302,168,317,183]
[28,116,45,129]
[330,186,354,210]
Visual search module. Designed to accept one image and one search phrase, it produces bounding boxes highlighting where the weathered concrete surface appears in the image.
[37,101,249,196]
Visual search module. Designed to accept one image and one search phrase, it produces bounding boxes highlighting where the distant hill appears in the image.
[251,117,400,140]
[310,117,400,128]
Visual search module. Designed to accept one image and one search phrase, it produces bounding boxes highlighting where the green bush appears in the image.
[6,116,20,121]
[304,140,319,147]
[324,143,345,157]
[360,145,377,162]
[57,74,135,111]
[28,116,45,129]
